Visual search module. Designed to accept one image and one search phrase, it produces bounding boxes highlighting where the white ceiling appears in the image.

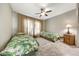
[10,3,77,20]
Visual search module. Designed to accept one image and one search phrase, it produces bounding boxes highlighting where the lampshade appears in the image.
[66,24,72,28]
[66,24,72,34]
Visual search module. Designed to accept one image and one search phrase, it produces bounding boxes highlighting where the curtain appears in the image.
[18,14,25,33]
[24,18,33,35]
[24,17,41,36]
[34,20,41,35]
[18,14,41,36]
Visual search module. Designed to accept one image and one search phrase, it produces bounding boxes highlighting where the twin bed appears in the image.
[0,33,39,56]
[0,32,60,56]
[40,31,60,42]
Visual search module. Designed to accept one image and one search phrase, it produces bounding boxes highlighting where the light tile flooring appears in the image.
[36,37,79,56]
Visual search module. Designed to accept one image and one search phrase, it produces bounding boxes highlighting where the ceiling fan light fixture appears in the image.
[41,12,45,16]
[35,5,52,17]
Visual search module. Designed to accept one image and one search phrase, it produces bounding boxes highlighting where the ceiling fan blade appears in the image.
[41,8,43,13]
[45,14,48,16]
[41,8,43,11]
[46,10,52,13]
[39,15,42,17]
[41,8,45,13]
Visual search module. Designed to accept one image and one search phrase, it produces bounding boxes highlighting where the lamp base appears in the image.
[67,28,70,34]
[67,31,70,34]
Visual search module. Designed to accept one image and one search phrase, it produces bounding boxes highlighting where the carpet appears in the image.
[35,37,79,56]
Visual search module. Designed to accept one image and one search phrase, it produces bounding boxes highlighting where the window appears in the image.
[34,20,41,35]
[24,18,41,36]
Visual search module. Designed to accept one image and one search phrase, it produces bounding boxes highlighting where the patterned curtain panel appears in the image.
[18,14,41,36]
[24,18,34,35]
[34,20,41,35]
[24,17,41,36]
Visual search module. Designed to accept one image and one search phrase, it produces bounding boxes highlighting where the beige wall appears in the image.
[76,6,79,47]
[0,4,12,50]
[77,20,79,47]
[46,9,79,46]
[12,12,18,35]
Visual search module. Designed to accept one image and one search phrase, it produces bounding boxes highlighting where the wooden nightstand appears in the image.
[64,34,75,45]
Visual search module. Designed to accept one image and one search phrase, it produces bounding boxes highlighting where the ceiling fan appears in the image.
[35,8,52,17]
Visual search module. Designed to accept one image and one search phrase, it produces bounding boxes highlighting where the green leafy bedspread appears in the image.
[40,31,60,42]
[0,34,39,56]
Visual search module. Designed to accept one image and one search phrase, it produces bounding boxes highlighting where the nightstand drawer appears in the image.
[64,34,75,45]
[69,36,75,45]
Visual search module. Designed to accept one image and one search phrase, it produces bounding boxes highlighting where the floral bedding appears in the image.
[40,31,60,42]
[0,34,39,56]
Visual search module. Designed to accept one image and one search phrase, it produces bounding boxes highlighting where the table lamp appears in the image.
[66,24,72,34]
